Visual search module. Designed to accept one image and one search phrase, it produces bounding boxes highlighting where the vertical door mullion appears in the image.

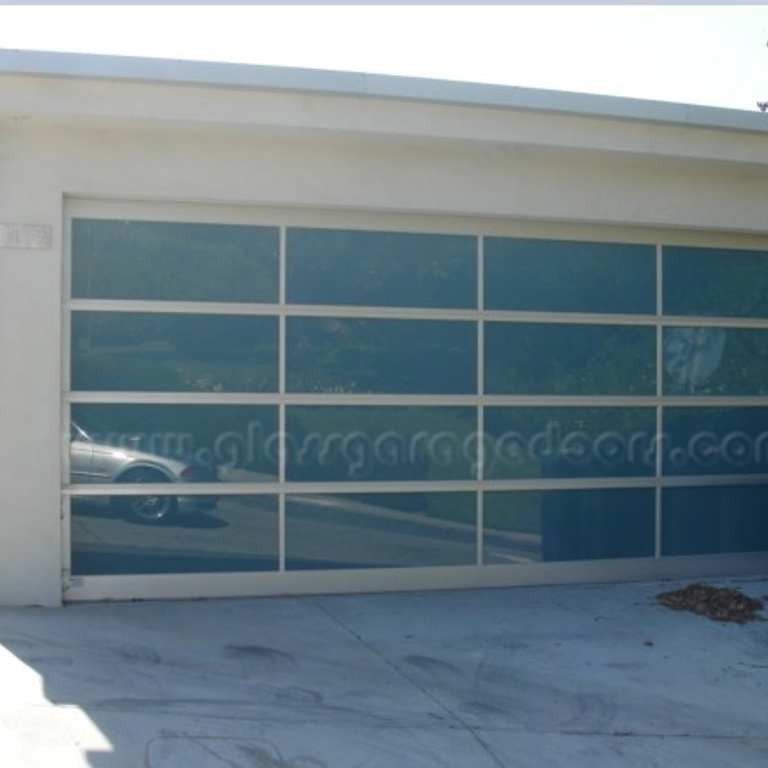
[61,215,73,588]
[477,234,485,565]
[655,243,664,559]
[279,226,287,572]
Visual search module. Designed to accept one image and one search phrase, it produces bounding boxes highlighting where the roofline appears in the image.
[1,47,767,135]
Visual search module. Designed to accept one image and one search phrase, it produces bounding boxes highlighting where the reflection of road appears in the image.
[287,496,476,569]
[287,496,542,569]
[71,495,542,576]
[71,497,279,574]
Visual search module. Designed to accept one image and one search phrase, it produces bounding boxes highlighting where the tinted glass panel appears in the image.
[286,228,477,308]
[485,237,655,314]
[70,404,279,484]
[662,486,768,555]
[484,489,655,563]
[71,494,278,574]
[72,219,279,303]
[287,318,476,394]
[286,493,476,569]
[484,407,656,480]
[71,312,278,392]
[485,323,655,395]
[286,407,477,482]
[662,408,768,476]
[664,245,768,318]
[664,326,768,396]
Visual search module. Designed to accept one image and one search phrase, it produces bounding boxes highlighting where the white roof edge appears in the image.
[1,47,767,135]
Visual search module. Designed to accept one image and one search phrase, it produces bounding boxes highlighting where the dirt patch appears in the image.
[656,582,765,624]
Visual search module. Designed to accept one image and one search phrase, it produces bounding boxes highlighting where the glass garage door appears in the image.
[62,208,768,598]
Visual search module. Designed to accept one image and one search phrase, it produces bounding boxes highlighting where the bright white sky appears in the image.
[0,4,767,111]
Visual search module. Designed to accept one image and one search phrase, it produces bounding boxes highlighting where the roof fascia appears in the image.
[1,48,767,136]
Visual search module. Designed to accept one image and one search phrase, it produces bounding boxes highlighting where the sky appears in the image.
[0,4,767,112]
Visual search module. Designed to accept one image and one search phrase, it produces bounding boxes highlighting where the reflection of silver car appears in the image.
[70,422,218,524]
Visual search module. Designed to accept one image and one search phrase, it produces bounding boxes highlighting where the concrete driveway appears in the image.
[1,578,767,767]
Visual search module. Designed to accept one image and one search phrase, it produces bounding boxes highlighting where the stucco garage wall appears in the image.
[1,57,768,605]
[6,115,768,234]
[0,123,64,605]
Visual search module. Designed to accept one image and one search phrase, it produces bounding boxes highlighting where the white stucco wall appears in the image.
[1,54,768,605]
[0,124,64,606]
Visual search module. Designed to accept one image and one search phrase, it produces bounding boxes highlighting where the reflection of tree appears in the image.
[485,323,655,396]
[286,228,476,308]
[484,407,655,480]
[72,219,279,303]
[285,407,476,483]
[663,328,768,397]
[287,318,475,395]
[662,247,768,397]
[484,238,656,314]
[664,246,768,318]
[71,313,278,392]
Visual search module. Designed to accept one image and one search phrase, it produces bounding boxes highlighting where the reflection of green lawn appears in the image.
[484,494,542,535]
[423,492,542,535]
[485,506,541,535]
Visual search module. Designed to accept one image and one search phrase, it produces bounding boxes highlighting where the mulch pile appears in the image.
[656,582,765,624]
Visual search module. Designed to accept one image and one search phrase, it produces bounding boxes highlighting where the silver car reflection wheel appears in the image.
[116,468,178,524]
